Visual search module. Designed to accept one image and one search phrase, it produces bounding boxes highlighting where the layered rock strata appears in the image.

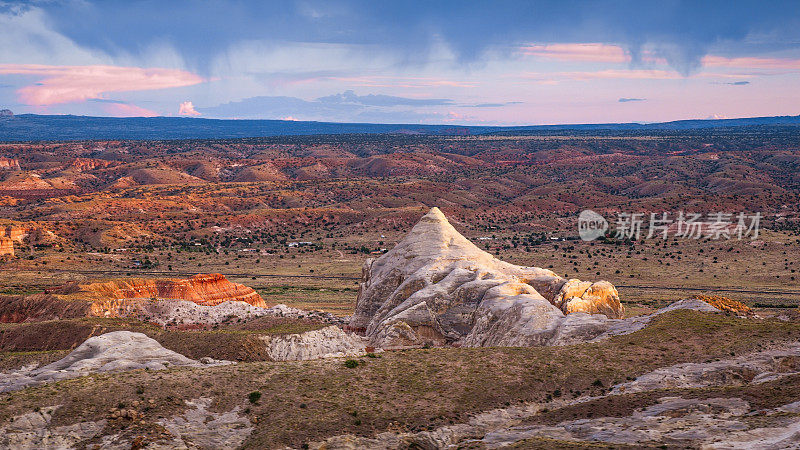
[83,273,265,308]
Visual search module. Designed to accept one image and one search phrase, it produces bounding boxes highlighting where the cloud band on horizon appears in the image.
[0,64,205,106]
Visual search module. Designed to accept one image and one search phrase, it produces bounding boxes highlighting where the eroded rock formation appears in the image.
[351,207,623,348]
[0,236,12,257]
[0,331,229,393]
[261,325,366,361]
[690,294,754,317]
[82,273,266,311]
[0,274,266,322]
[0,224,25,257]
[0,156,20,170]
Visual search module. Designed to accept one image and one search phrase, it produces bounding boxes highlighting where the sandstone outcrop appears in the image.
[0,274,266,323]
[2,224,27,242]
[82,273,266,310]
[0,236,12,257]
[65,157,110,172]
[350,207,623,348]
[0,156,20,170]
[0,331,229,392]
[261,325,366,361]
[0,223,26,257]
[690,294,754,317]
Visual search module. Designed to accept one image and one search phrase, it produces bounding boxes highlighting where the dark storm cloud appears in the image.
[19,0,800,75]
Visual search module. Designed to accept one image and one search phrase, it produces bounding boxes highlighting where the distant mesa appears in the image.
[350,207,624,348]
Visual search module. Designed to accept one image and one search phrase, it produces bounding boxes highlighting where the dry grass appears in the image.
[0,316,328,362]
[1,310,799,448]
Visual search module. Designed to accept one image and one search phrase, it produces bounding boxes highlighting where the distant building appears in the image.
[0,109,12,118]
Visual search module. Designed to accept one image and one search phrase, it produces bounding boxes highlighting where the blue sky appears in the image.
[1,0,799,124]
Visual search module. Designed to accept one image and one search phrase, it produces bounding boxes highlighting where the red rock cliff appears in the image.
[81,273,266,307]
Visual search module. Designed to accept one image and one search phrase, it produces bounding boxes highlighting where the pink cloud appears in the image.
[514,69,749,84]
[519,42,800,73]
[0,64,204,105]
[516,69,679,83]
[178,100,201,116]
[103,102,158,117]
[702,55,800,70]
[519,43,630,63]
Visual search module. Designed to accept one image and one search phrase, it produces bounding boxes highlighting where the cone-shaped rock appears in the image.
[351,207,623,348]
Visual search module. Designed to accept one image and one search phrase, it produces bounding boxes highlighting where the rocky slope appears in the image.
[0,293,91,322]
[311,340,800,449]
[351,207,623,348]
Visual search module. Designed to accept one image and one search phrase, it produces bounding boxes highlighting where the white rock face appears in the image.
[156,397,253,449]
[0,406,106,450]
[0,331,228,393]
[262,325,366,361]
[0,400,253,450]
[121,299,344,327]
[612,341,800,394]
[351,207,624,348]
[480,396,754,448]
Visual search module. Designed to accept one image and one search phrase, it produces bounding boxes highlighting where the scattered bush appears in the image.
[248,391,262,404]
[344,359,360,368]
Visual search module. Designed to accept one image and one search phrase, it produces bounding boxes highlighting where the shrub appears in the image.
[344,359,359,368]
[248,391,262,404]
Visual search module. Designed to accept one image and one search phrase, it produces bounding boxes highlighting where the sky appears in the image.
[1,0,799,125]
